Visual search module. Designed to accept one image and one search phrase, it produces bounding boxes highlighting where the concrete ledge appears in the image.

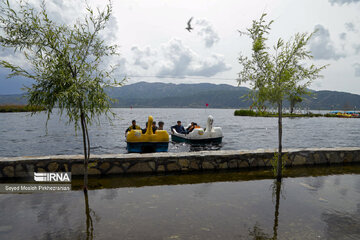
[0,147,359,178]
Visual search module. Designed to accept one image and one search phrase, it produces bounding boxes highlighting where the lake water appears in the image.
[1,108,360,239]
[0,165,359,239]
[0,108,359,157]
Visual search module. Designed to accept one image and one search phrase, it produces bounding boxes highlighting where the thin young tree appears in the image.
[238,14,327,182]
[0,0,122,192]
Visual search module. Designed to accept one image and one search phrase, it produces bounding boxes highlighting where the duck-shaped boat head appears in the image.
[205,115,214,132]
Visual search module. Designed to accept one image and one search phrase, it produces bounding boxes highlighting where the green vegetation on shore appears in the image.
[0,104,45,112]
[234,109,339,118]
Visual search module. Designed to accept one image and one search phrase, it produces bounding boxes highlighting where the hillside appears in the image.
[1,82,360,110]
[0,94,28,105]
[106,82,242,99]
[111,87,251,108]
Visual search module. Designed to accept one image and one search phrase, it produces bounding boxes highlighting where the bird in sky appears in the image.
[186,17,193,32]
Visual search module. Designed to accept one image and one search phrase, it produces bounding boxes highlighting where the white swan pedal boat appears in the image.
[171,115,223,144]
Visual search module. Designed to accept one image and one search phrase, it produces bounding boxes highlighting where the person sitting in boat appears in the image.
[186,122,201,133]
[186,122,195,133]
[142,122,147,134]
[171,121,187,134]
[158,121,164,130]
[125,120,141,134]
[142,121,158,133]
[152,121,158,133]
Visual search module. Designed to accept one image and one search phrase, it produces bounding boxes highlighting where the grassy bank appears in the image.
[234,109,340,118]
[0,104,45,112]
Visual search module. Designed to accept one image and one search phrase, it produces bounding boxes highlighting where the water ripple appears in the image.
[0,108,359,157]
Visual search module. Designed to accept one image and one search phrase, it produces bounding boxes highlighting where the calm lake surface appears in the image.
[1,108,360,239]
[0,108,359,157]
[0,165,359,239]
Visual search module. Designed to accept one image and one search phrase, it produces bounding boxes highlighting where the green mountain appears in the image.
[0,94,28,105]
[1,82,360,110]
[109,82,251,108]
[106,82,242,99]
[302,90,360,110]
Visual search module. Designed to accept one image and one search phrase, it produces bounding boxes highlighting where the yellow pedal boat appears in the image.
[126,115,169,153]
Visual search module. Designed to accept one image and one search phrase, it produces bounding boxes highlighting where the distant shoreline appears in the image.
[234,109,360,118]
[0,104,45,113]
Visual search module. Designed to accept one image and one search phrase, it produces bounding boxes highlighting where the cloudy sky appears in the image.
[0,0,360,94]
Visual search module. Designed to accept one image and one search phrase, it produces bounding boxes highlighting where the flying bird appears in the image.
[186,17,193,32]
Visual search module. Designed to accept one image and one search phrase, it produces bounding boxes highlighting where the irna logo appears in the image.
[34,172,71,182]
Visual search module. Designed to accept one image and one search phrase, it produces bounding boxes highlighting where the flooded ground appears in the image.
[0,165,359,239]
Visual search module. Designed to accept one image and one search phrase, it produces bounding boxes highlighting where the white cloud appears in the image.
[157,39,193,77]
[354,44,360,54]
[131,46,157,70]
[101,14,119,43]
[309,24,345,60]
[17,0,85,24]
[113,57,128,80]
[157,39,231,77]
[345,22,357,32]
[0,46,14,57]
[339,32,347,40]
[188,54,231,77]
[354,63,360,77]
[15,0,118,41]
[329,0,360,5]
[194,19,220,48]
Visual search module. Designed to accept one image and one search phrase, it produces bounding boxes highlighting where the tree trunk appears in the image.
[80,111,89,193]
[277,101,283,182]
[290,100,294,114]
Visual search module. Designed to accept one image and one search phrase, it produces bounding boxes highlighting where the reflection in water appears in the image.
[339,188,348,197]
[84,191,94,240]
[322,203,360,240]
[0,165,359,239]
[193,183,212,198]
[272,181,281,240]
[101,188,118,201]
[67,164,360,191]
[248,180,283,240]
[303,177,325,192]
[334,177,341,186]
[356,178,360,194]
[248,222,272,239]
